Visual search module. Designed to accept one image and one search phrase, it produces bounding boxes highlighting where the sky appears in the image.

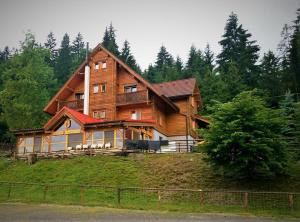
[0,0,299,70]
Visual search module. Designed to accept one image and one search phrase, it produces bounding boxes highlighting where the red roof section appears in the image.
[65,107,104,124]
[44,106,104,130]
[152,78,196,98]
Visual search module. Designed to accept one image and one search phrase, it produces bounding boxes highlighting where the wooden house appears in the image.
[13,44,209,154]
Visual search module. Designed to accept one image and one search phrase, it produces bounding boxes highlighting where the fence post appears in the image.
[7,183,12,200]
[80,186,85,204]
[288,194,293,210]
[43,185,48,201]
[199,191,204,205]
[243,192,248,208]
[117,188,121,205]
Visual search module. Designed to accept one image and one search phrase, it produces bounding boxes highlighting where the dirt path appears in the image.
[0,203,298,222]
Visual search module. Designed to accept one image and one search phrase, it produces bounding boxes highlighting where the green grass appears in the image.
[0,154,299,218]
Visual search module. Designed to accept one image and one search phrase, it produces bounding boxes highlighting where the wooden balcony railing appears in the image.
[116,90,148,106]
[58,99,84,111]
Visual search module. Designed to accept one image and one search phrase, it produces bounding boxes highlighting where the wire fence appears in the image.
[0,181,299,213]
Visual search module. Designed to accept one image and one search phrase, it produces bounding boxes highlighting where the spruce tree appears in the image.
[44,32,57,68]
[217,12,260,89]
[55,33,72,87]
[102,23,120,56]
[289,8,300,100]
[203,44,214,72]
[259,51,282,106]
[120,40,141,73]
[71,32,85,71]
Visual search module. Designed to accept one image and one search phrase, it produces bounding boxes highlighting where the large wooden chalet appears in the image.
[13,44,208,154]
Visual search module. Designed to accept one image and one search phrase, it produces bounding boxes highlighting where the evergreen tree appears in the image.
[144,64,156,83]
[289,8,300,99]
[71,32,86,71]
[102,23,120,56]
[259,51,282,106]
[175,56,183,73]
[280,91,300,153]
[55,33,72,87]
[155,45,174,69]
[185,45,205,79]
[201,90,288,179]
[217,12,260,89]
[0,32,56,129]
[203,44,214,72]
[44,32,57,67]
[120,40,141,73]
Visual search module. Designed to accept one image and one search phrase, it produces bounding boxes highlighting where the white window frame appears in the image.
[93,84,99,93]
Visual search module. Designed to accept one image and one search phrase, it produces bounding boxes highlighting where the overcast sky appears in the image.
[0,0,299,69]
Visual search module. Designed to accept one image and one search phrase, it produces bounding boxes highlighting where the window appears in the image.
[93,84,99,93]
[75,93,84,100]
[124,85,137,93]
[93,110,106,119]
[51,135,66,152]
[100,83,106,93]
[17,137,34,153]
[95,63,99,70]
[67,133,83,148]
[104,130,114,147]
[33,136,42,153]
[131,110,141,120]
[102,61,107,69]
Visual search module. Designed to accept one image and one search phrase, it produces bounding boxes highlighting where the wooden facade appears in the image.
[14,44,208,153]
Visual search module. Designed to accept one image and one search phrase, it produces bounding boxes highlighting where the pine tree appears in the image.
[217,12,260,89]
[185,45,206,80]
[71,32,85,71]
[55,33,72,87]
[175,56,183,73]
[44,32,57,67]
[259,51,282,106]
[280,90,300,152]
[120,40,141,73]
[289,8,300,100]
[203,44,214,72]
[155,45,174,69]
[102,23,120,56]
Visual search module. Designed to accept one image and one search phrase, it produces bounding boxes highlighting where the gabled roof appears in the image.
[44,106,103,130]
[44,44,179,114]
[152,78,197,98]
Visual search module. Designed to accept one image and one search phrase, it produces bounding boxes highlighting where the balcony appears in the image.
[116,90,148,106]
[58,99,84,111]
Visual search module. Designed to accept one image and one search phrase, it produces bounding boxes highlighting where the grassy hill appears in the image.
[0,154,299,192]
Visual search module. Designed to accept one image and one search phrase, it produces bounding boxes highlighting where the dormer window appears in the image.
[95,63,99,70]
[124,85,137,93]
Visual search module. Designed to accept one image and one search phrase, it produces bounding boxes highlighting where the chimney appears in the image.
[83,42,90,115]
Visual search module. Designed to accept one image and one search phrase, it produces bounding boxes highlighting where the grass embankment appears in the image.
[0,154,299,218]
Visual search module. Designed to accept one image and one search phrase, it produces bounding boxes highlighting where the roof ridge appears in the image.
[152,78,196,85]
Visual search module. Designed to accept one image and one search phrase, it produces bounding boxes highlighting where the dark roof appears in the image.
[152,78,196,98]
[11,128,44,135]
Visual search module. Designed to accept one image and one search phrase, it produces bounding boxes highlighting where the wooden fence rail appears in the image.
[0,181,299,212]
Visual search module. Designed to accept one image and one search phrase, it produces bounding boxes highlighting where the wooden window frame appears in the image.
[100,83,106,93]
[93,84,99,94]
[124,84,137,93]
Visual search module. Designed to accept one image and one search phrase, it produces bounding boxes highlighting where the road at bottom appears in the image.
[0,203,298,222]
